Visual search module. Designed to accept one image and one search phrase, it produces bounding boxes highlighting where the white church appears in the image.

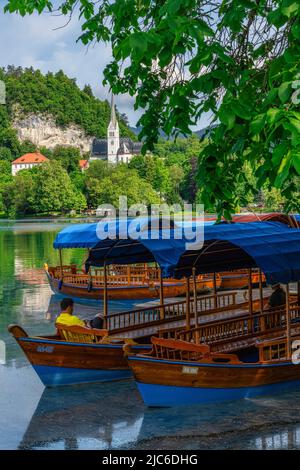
[90,96,142,164]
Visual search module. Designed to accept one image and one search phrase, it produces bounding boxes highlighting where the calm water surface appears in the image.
[1,220,300,450]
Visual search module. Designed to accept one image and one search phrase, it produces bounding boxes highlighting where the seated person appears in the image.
[56,298,104,329]
[56,298,86,327]
[267,283,286,309]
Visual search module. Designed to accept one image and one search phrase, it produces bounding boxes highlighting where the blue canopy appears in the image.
[84,221,300,284]
[53,218,211,249]
[53,223,101,249]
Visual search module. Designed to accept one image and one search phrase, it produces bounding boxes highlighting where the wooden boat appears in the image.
[220,269,266,290]
[125,333,300,407]
[45,263,222,300]
[7,290,239,387]
[8,292,298,387]
[8,324,150,386]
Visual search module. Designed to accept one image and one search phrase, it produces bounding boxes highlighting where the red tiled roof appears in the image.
[79,159,89,169]
[12,152,49,165]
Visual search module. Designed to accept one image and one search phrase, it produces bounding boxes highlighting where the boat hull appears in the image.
[136,380,300,407]
[48,275,186,300]
[32,364,132,386]
[220,271,265,290]
[127,356,300,407]
[15,335,150,387]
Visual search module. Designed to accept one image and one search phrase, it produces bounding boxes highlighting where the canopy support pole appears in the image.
[213,272,217,309]
[59,249,63,279]
[192,268,198,326]
[186,277,191,330]
[286,283,291,360]
[259,269,264,314]
[159,267,165,320]
[103,261,108,329]
[298,281,300,307]
[127,265,131,286]
[248,268,253,316]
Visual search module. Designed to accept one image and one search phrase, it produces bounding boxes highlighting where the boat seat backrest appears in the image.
[151,336,210,360]
[56,323,108,343]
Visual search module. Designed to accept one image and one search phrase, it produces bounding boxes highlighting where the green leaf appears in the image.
[288,117,300,133]
[272,143,288,166]
[250,114,266,134]
[291,22,300,39]
[194,19,214,37]
[281,1,300,18]
[231,102,251,120]
[264,88,279,106]
[218,105,236,129]
[129,33,148,60]
[274,151,292,187]
[278,82,291,103]
[292,153,300,174]
[266,108,281,125]
[159,47,173,67]
[267,8,287,27]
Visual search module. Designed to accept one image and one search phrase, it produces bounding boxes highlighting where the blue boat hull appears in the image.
[136,380,300,407]
[33,365,132,387]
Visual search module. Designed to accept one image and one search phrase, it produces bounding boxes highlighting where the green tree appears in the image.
[129,155,170,195]
[32,161,87,214]
[0,161,13,212]
[19,139,37,155]
[2,170,36,217]
[51,146,82,174]
[86,166,160,208]
[0,147,13,162]
[85,160,110,180]
[0,127,20,156]
[5,0,300,216]
[3,161,86,216]
[260,187,285,212]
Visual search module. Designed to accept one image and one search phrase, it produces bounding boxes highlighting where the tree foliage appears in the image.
[85,163,160,207]
[1,66,134,140]
[2,161,86,216]
[5,0,300,216]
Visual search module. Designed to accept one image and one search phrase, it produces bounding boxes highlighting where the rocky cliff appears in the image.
[13,113,92,153]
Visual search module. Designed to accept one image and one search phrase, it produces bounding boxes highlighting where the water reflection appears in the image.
[19,381,144,450]
[16,381,300,450]
[253,427,300,450]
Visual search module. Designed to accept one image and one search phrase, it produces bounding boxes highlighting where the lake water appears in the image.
[1,220,300,450]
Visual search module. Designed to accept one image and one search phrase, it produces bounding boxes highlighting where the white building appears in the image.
[90,95,142,164]
[11,152,49,176]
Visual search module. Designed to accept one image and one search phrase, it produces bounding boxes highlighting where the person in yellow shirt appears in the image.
[56,298,104,329]
[56,298,86,327]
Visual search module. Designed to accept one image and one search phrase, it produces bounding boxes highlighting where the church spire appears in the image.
[110,93,117,126]
[107,91,120,164]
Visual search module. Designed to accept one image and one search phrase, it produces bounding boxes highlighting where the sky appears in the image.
[0,6,208,130]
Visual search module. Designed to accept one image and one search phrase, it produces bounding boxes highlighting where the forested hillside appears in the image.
[0,67,294,218]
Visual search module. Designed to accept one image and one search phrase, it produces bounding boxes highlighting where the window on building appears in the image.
[111,141,114,145]
[109,131,114,137]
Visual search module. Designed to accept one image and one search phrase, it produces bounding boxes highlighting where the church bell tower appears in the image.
[107,94,120,163]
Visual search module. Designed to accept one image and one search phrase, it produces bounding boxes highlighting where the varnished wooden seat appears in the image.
[56,323,108,343]
[147,337,240,363]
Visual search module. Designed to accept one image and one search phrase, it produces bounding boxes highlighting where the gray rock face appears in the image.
[13,113,92,153]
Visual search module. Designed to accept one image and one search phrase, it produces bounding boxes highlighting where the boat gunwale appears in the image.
[16,336,151,349]
[126,354,295,368]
